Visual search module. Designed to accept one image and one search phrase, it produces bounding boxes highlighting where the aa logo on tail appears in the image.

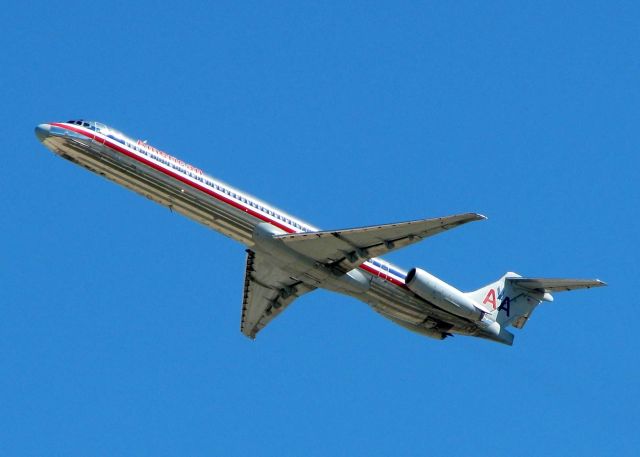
[483,289,511,316]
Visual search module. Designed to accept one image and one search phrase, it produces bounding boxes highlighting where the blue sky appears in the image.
[2,1,638,455]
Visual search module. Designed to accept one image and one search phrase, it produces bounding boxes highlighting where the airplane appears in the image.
[35,120,605,346]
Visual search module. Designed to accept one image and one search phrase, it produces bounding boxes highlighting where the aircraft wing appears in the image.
[275,213,485,272]
[241,250,316,339]
[507,278,606,292]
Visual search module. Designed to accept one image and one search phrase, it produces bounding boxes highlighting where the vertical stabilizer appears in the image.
[466,272,543,330]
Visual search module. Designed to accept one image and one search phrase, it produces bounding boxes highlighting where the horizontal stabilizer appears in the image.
[276,213,485,273]
[507,278,606,293]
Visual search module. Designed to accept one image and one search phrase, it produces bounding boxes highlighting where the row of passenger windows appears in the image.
[208,183,306,230]
[130,141,306,231]
[370,259,404,277]
[67,120,310,233]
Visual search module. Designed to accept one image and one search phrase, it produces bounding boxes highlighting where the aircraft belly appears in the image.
[364,283,430,325]
[360,274,475,334]
[45,137,259,245]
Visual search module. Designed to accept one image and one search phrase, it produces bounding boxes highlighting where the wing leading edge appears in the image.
[274,213,485,273]
[507,278,606,293]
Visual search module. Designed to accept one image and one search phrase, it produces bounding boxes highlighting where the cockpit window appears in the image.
[83,122,89,127]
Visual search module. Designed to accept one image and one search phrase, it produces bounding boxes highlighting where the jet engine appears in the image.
[405,268,486,321]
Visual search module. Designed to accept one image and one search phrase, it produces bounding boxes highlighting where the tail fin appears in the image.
[466,273,605,343]
[467,272,531,328]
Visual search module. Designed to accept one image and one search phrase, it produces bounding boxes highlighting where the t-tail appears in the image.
[466,273,606,345]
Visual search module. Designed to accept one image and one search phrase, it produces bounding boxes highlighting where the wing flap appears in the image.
[241,250,315,339]
[275,213,485,271]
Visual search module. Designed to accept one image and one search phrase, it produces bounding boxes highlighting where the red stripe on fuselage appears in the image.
[52,123,293,232]
[50,122,409,289]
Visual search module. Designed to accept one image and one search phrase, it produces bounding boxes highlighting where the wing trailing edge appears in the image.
[275,212,486,272]
[240,250,316,339]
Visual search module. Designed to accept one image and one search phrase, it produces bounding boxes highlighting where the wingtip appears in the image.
[453,212,487,222]
[443,212,487,227]
[584,279,607,288]
[468,212,487,221]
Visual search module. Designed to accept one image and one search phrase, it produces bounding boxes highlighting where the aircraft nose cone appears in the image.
[35,123,50,142]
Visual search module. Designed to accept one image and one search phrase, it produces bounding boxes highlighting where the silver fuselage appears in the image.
[36,121,484,340]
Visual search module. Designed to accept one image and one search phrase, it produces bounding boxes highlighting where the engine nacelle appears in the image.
[405,268,484,321]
